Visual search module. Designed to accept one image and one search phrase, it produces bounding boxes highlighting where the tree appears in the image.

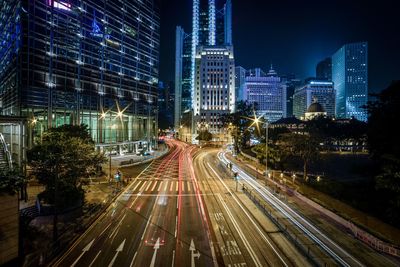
[0,167,25,195]
[279,133,320,180]
[27,124,105,242]
[220,101,256,153]
[365,80,400,224]
[196,129,213,141]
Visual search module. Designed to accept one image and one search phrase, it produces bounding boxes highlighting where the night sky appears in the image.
[159,0,399,93]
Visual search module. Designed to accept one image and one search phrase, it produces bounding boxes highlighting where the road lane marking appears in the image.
[164,181,169,191]
[158,181,163,191]
[187,182,191,192]
[208,162,289,267]
[71,239,94,267]
[51,158,155,267]
[175,181,178,192]
[171,250,175,267]
[141,215,152,240]
[145,181,152,191]
[88,250,102,267]
[129,251,137,267]
[140,181,147,191]
[170,181,173,192]
[217,194,262,267]
[175,215,178,237]
[132,180,142,192]
[109,214,126,239]
[151,181,158,191]
[108,239,125,267]
[182,181,185,192]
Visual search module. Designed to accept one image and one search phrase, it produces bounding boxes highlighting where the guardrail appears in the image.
[242,184,321,266]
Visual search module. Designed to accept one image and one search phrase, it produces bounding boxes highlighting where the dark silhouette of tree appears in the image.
[220,101,256,153]
[196,129,213,141]
[279,133,320,180]
[27,125,106,241]
[365,80,400,224]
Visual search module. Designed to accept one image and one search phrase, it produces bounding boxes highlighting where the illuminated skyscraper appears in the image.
[175,0,232,129]
[244,66,287,122]
[0,0,160,152]
[316,57,332,81]
[332,42,368,121]
[194,46,235,140]
[293,80,335,120]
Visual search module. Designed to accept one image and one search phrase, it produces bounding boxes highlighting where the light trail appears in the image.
[207,162,289,267]
[219,151,364,267]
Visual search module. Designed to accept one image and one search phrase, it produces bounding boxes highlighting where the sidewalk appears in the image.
[21,143,168,211]
[230,152,400,248]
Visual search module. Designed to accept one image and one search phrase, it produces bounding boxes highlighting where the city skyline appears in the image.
[160,0,399,93]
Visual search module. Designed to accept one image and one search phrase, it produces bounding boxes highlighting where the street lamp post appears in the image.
[253,116,269,186]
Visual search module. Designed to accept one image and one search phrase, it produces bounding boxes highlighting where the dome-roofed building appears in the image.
[304,98,327,120]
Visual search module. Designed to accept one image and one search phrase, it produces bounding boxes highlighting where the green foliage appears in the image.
[196,130,213,141]
[220,101,256,153]
[279,133,320,179]
[253,144,288,171]
[0,167,25,195]
[27,125,106,209]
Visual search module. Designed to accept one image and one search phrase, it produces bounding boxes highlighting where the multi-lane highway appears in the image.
[193,149,310,267]
[54,140,397,267]
[54,140,215,267]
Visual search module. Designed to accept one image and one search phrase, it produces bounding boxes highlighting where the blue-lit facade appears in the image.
[244,67,287,122]
[175,0,232,129]
[293,80,335,119]
[332,42,368,121]
[0,0,160,149]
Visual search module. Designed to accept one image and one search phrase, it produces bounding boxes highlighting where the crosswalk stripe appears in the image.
[187,182,191,192]
[182,181,185,192]
[170,181,173,192]
[158,181,163,191]
[139,181,147,191]
[164,181,168,191]
[132,180,141,192]
[145,181,152,191]
[151,181,157,191]
[175,182,178,192]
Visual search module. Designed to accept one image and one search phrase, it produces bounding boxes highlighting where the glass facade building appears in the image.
[174,0,232,129]
[293,80,335,120]
[0,0,160,150]
[332,42,368,121]
[316,57,332,81]
[244,67,287,122]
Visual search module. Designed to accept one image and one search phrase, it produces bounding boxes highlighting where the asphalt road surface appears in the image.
[54,140,215,267]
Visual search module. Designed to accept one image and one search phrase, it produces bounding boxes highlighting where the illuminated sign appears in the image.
[48,0,71,11]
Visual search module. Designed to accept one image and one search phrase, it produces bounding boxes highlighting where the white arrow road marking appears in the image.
[149,238,161,267]
[189,239,201,267]
[71,239,94,267]
[108,239,125,267]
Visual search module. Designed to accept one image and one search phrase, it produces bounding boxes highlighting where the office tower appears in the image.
[235,66,246,102]
[316,57,332,81]
[244,66,287,122]
[175,0,232,129]
[174,27,192,129]
[158,81,174,129]
[194,46,235,140]
[0,0,160,151]
[332,42,368,121]
[293,80,335,120]
[281,73,301,117]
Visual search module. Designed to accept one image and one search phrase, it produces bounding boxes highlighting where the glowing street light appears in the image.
[251,114,269,186]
